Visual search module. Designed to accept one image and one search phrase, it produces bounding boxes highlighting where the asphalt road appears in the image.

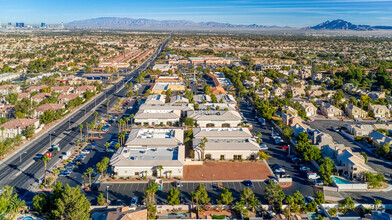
[0,35,171,200]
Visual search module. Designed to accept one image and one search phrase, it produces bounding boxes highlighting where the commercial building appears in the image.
[192,127,259,161]
[150,82,185,94]
[133,109,181,126]
[187,110,242,128]
[110,128,185,178]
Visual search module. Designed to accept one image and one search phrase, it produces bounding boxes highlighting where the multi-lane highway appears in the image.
[0,34,171,199]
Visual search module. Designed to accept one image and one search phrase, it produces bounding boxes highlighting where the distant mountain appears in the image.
[310,19,374,31]
[309,19,392,31]
[65,17,274,30]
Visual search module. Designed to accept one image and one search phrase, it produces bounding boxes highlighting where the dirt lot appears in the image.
[182,161,273,181]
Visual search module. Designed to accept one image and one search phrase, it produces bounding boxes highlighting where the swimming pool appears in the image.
[166,213,187,217]
[332,176,353,184]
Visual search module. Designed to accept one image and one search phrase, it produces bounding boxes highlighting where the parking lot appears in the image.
[86,180,272,206]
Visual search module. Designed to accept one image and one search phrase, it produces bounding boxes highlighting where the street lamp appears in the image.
[106,185,109,204]
[20,151,27,164]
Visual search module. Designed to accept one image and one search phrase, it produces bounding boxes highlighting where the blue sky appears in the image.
[1,0,392,27]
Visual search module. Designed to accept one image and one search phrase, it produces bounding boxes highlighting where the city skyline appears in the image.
[2,0,392,27]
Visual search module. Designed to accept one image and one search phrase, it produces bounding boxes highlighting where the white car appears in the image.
[299,165,310,172]
[259,143,268,150]
[81,150,90,154]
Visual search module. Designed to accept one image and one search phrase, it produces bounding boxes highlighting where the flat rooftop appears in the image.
[126,146,179,161]
[216,78,233,86]
[126,128,184,147]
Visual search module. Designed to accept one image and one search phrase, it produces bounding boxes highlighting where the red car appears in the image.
[281,145,289,150]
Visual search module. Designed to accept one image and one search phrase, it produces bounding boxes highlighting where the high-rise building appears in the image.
[16,23,24,28]
[7,22,11,26]
[40,22,46,28]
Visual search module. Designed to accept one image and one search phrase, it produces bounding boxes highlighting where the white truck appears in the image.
[307,173,320,180]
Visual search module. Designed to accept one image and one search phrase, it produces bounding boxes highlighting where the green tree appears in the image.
[33,182,91,219]
[264,182,285,211]
[97,193,105,206]
[319,157,334,185]
[168,188,180,206]
[360,152,368,163]
[24,124,35,139]
[216,187,233,205]
[315,191,325,204]
[0,185,25,219]
[184,117,195,127]
[104,142,110,151]
[340,197,355,213]
[374,199,382,211]
[78,124,84,141]
[157,165,163,178]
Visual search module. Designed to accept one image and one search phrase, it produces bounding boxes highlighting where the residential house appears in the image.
[110,128,185,178]
[299,102,317,117]
[26,85,47,93]
[282,113,302,127]
[0,84,21,95]
[272,86,285,97]
[58,93,80,104]
[345,124,374,137]
[31,93,51,103]
[106,207,147,220]
[0,105,15,118]
[320,102,343,118]
[192,127,259,161]
[368,130,392,147]
[0,118,40,139]
[282,106,298,116]
[291,87,306,98]
[345,104,367,119]
[17,93,30,100]
[51,86,74,94]
[187,111,242,128]
[367,91,385,101]
[35,103,65,118]
[369,104,390,119]
[75,85,96,95]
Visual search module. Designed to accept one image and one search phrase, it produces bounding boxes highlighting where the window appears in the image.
[234,155,242,160]
[220,155,225,160]
[250,155,255,160]
[135,172,139,176]
[205,154,212,160]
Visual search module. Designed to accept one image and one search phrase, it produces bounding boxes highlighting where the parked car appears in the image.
[275,138,283,144]
[81,150,90,154]
[265,178,278,184]
[281,145,289,150]
[243,180,253,187]
[307,172,320,180]
[34,154,44,161]
[331,126,340,132]
[314,179,324,186]
[299,165,310,172]
[272,164,285,173]
[259,143,268,150]
[175,181,183,188]
[129,196,138,210]
[65,163,76,169]
[292,157,302,163]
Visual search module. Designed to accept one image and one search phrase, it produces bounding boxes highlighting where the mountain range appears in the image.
[65,17,392,31]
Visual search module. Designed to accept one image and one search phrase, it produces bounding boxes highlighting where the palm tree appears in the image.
[87,167,94,187]
[157,165,163,178]
[285,195,295,219]
[93,111,98,125]
[130,114,135,126]
[125,117,130,130]
[199,137,208,160]
[78,124,83,141]
[168,170,172,179]
[82,172,88,187]
[85,122,90,139]
[106,99,110,115]
[104,142,110,151]
[52,168,60,182]
[0,127,4,140]
[90,123,95,138]
[117,121,122,133]
[42,155,50,185]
